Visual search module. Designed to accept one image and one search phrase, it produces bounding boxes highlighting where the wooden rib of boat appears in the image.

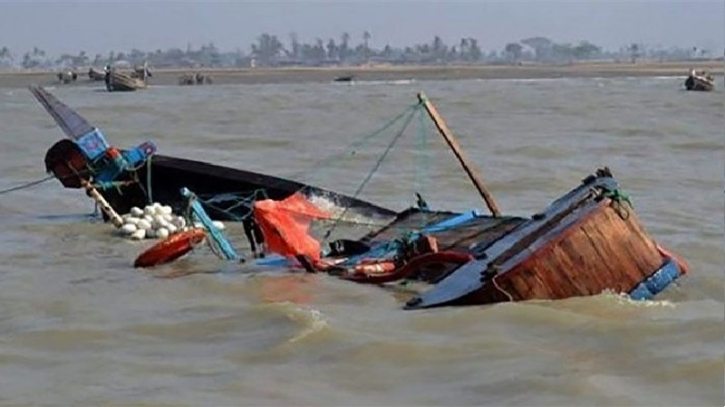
[30,85,395,222]
[685,70,714,91]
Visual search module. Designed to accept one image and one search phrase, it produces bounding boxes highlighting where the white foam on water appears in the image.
[601,290,676,308]
[306,194,389,227]
[282,304,328,344]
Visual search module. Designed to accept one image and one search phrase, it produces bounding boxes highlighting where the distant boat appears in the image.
[104,62,151,92]
[334,75,355,83]
[684,69,714,91]
[178,72,213,85]
[87,67,106,81]
[56,70,77,84]
[105,70,147,91]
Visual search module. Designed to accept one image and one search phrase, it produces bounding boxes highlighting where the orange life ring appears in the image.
[344,251,474,284]
[134,228,206,268]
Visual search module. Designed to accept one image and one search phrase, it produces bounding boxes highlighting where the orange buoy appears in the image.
[353,260,396,275]
[134,228,206,268]
[344,251,473,284]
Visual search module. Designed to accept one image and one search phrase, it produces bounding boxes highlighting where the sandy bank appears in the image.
[1,60,721,89]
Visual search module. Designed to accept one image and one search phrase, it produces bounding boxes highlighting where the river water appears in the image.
[0,77,722,406]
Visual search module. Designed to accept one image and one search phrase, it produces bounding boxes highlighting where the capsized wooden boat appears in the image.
[30,85,396,222]
[248,93,688,308]
[684,69,714,91]
[404,168,685,308]
[298,169,687,308]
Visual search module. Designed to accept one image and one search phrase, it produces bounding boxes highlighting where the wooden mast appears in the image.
[417,92,501,217]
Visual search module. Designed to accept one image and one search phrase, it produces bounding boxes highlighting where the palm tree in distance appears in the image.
[363,31,371,62]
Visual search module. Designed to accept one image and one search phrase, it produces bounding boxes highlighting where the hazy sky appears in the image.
[1,1,723,57]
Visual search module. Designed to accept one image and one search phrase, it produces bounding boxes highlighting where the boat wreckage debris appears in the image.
[31,86,688,309]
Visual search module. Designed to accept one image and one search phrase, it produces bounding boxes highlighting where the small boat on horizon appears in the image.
[333,74,355,83]
[104,62,152,92]
[684,69,714,91]
[87,67,106,81]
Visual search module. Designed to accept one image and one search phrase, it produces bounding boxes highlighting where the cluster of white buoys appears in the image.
[114,202,225,240]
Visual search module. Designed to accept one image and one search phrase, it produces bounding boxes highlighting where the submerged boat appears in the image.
[135,93,688,309]
[30,86,396,226]
[335,167,686,309]
[684,69,714,91]
[268,95,687,308]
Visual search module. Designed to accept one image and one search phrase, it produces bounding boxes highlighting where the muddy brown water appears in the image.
[0,76,722,406]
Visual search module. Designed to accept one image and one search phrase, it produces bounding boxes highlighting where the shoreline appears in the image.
[1,61,721,88]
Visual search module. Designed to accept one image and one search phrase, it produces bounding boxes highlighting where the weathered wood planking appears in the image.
[456,199,664,305]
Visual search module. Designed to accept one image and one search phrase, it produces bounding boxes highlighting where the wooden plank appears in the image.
[418,92,501,217]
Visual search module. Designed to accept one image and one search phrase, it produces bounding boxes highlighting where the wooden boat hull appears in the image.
[685,75,714,91]
[106,71,146,92]
[42,137,395,221]
[33,85,395,221]
[95,153,396,220]
[254,168,684,308]
[392,169,686,309]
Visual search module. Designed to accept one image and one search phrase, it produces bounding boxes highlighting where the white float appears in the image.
[114,202,224,240]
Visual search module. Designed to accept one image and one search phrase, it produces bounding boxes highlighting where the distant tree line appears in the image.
[0,33,718,70]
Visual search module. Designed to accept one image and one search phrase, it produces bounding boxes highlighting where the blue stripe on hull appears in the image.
[628,257,683,300]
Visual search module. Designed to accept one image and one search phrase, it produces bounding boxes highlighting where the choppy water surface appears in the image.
[0,77,722,406]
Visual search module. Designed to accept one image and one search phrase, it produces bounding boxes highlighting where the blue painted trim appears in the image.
[339,209,482,266]
[629,257,682,300]
[180,187,241,261]
[76,128,109,161]
[422,210,480,233]
[253,254,290,268]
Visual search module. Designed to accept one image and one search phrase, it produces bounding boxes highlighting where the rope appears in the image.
[322,104,421,240]
[191,189,270,222]
[0,175,55,195]
[602,187,632,220]
[290,102,422,182]
[492,274,514,302]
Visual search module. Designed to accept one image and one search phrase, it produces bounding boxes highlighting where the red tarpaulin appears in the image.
[253,193,331,263]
